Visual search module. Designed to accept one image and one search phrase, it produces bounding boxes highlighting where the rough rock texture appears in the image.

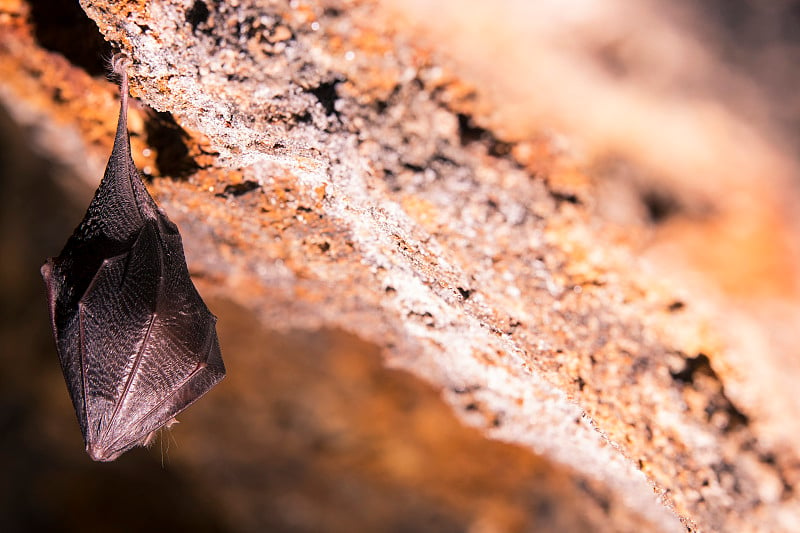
[2,0,800,532]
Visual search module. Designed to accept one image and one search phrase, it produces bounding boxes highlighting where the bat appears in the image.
[41,54,225,462]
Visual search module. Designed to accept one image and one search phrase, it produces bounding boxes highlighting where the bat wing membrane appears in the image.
[78,219,224,461]
[43,58,225,461]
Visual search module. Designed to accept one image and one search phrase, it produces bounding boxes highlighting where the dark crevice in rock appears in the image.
[220,180,260,197]
[667,300,686,312]
[550,190,581,206]
[28,0,111,76]
[641,188,682,224]
[185,0,210,31]
[670,353,714,385]
[308,79,342,118]
[671,353,750,432]
[456,113,513,157]
[143,110,200,179]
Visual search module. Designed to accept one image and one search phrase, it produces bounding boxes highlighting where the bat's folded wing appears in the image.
[76,219,224,461]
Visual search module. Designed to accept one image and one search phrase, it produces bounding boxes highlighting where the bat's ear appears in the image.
[40,260,52,282]
[41,259,59,319]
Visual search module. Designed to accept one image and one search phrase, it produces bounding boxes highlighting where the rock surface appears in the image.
[2,0,800,531]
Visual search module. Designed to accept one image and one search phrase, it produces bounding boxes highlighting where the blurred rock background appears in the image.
[2,0,800,531]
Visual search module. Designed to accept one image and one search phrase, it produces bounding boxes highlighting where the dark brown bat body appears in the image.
[41,55,225,462]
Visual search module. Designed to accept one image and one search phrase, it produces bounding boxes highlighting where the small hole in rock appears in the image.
[309,80,341,118]
[667,301,685,312]
[186,0,210,31]
[642,188,681,223]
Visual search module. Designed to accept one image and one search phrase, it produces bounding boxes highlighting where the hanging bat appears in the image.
[41,54,225,462]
